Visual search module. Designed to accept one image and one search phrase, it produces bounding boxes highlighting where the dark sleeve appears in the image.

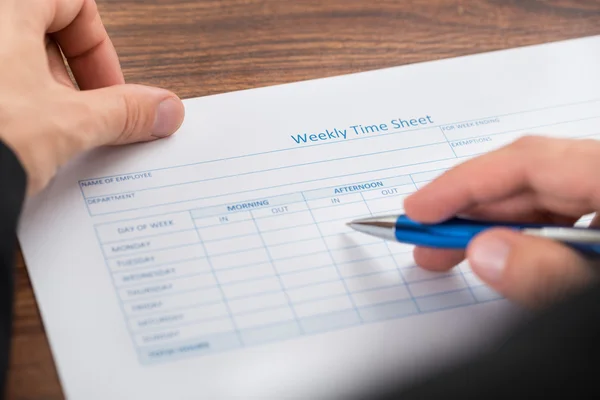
[359,282,600,399]
[0,141,27,396]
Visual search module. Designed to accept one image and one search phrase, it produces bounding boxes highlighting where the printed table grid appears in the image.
[87,98,600,364]
[94,176,503,364]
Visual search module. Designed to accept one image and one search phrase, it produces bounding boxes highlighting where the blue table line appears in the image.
[121,285,222,305]
[78,97,600,184]
[408,283,472,300]
[361,190,420,313]
[117,262,426,298]
[185,242,268,259]
[194,213,246,346]
[228,318,300,334]
[89,167,438,224]
[137,317,298,343]
[102,222,382,255]
[196,192,409,229]
[116,269,216,290]
[440,126,459,158]
[134,291,360,331]
[125,298,227,318]
[129,313,233,334]
[445,130,600,161]
[200,207,309,223]
[217,247,330,266]
[447,114,600,146]
[417,293,478,313]
[172,238,390,271]
[251,209,306,334]
[354,293,425,311]
[131,293,503,359]
[109,256,208,274]
[215,236,325,257]
[281,277,347,292]
[83,140,452,201]
[86,156,458,217]
[113,247,418,289]
[80,126,445,185]
[139,310,343,339]
[82,113,600,210]
[198,217,306,231]
[131,287,487,339]
[112,260,212,277]
[100,227,198,246]
[218,265,324,286]
[410,170,446,183]
[311,211,373,224]
[367,206,409,216]
[132,302,309,333]
[106,240,205,260]
[89,179,413,217]
[225,261,330,278]
[354,191,413,204]
[93,224,144,361]
[90,131,588,220]
[135,296,508,362]
[119,280,225,302]
[120,267,473,314]
[196,210,372,240]
[201,224,318,243]
[335,252,406,267]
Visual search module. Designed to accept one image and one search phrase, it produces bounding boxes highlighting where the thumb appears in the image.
[77,84,185,146]
[466,228,599,308]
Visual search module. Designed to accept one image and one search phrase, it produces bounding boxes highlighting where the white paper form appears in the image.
[17,35,600,399]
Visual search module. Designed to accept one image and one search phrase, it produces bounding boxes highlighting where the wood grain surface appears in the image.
[6,0,600,398]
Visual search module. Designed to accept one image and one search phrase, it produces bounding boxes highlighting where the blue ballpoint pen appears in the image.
[347,214,600,256]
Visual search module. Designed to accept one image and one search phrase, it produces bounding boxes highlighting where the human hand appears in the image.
[404,136,600,308]
[0,0,185,195]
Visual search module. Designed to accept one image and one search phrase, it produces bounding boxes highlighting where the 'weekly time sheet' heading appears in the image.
[290,115,435,145]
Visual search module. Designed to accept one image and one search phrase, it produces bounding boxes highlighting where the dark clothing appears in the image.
[0,141,27,397]
[1,139,599,399]
[358,282,600,399]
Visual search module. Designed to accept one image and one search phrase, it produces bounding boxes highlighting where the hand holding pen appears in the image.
[352,136,600,308]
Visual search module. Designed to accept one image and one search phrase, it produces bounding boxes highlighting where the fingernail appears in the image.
[152,97,182,137]
[470,236,510,283]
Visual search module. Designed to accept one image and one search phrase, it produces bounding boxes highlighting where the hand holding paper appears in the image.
[0,0,184,195]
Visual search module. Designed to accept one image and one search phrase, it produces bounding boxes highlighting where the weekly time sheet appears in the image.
[17,35,600,399]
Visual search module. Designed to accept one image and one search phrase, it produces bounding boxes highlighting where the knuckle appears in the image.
[118,94,149,142]
[121,95,138,139]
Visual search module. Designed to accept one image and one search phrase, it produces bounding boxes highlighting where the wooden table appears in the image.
[6,0,600,398]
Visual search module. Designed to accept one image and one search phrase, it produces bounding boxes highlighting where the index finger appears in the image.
[403,136,600,223]
[45,0,124,89]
